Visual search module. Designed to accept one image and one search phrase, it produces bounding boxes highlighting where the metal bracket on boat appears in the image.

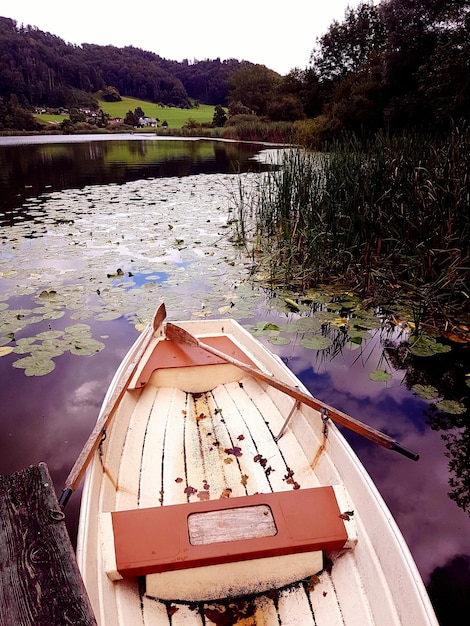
[321,407,329,437]
[275,400,301,441]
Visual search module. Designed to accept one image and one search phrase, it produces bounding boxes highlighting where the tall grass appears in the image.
[231,125,470,325]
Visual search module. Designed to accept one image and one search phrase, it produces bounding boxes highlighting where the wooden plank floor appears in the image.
[103,378,329,625]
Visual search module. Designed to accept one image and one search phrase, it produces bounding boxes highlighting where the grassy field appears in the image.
[36,96,217,129]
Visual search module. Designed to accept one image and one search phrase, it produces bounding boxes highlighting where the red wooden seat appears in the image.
[101,486,355,580]
[134,335,257,388]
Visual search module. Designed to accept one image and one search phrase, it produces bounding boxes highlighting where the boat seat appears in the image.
[100,485,357,601]
[131,335,259,392]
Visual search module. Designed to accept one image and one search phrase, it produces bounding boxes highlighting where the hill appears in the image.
[0,16,254,111]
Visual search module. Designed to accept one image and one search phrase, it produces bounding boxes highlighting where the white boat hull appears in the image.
[76,316,438,625]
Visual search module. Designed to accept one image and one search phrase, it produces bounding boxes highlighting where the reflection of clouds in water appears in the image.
[360,431,469,584]
[264,332,468,584]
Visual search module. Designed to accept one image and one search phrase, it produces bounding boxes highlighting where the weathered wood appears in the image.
[0,463,96,626]
[188,505,277,545]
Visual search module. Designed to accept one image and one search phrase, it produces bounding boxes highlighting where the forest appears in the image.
[0,0,468,139]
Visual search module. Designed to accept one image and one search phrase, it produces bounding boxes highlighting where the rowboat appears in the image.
[70,304,438,625]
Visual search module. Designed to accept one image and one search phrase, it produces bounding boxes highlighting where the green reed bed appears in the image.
[232,126,470,327]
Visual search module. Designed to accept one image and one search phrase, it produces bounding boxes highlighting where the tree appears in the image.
[124,110,137,126]
[102,85,121,102]
[212,104,227,127]
[380,0,470,126]
[311,2,386,85]
[229,64,281,116]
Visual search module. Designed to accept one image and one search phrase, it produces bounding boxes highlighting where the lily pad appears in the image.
[409,335,451,357]
[300,336,332,350]
[436,399,467,415]
[268,335,291,345]
[285,317,322,333]
[369,369,392,382]
[345,340,362,351]
[412,384,439,400]
[12,355,56,376]
[0,346,14,357]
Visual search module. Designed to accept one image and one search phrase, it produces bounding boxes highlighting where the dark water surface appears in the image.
[0,135,468,625]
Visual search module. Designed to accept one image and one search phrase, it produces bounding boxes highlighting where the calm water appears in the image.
[0,134,468,624]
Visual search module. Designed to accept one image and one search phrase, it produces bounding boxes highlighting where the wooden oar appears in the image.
[59,304,167,508]
[165,323,419,461]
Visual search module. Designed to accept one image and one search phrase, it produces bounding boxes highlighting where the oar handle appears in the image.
[390,442,420,461]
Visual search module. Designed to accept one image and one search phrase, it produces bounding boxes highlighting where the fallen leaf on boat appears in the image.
[307,574,321,591]
[237,434,245,441]
[197,491,210,500]
[184,485,197,496]
[175,477,183,483]
[167,605,179,616]
[220,488,232,498]
[197,412,206,421]
[224,446,243,457]
[224,458,233,464]
[241,474,249,486]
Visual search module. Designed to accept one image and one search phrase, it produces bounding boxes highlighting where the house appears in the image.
[138,116,158,127]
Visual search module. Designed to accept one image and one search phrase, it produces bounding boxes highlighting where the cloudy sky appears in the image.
[4,1,365,75]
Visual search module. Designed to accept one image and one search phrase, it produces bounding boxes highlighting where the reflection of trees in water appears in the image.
[286,299,469,516]
[384,337,470,515]
[0,139,270,214]
[427,554,470,626]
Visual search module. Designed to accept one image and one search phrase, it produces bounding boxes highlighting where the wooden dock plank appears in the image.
[0,463,96,626]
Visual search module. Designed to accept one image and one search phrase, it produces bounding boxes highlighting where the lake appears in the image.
[0,134,468,624]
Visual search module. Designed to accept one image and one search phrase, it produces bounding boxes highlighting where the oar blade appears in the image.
[166,322,199,347]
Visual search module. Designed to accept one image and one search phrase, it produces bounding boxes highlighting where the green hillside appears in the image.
[99,97,216,128]
[36,97,217,129]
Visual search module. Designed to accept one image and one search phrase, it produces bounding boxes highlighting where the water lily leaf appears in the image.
[0,347,14,357]
[300,336,332,350]
[284,297,300,311]
[353,314,383,330]
[412,384,439,400]
[12,355,56,376]
[437,399,467,415]
[286,317,322,333]
[247,321,281,337]
[348,329,371,341]
[268,335,291,345]
[340,300,359,310]
[345,340,362,351]
[262,323,281,331]
[369,369,392,382]
[301,290,331,304]
[409,336,451,357]
[42,310,65,320]
[68,337,105,356]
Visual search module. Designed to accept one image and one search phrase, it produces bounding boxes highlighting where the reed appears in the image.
[232,125,470,326]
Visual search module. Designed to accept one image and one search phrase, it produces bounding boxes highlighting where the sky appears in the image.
[3,1,365,76]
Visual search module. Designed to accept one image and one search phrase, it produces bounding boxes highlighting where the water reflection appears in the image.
[0,135,271,214]
[0,136,468,625]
